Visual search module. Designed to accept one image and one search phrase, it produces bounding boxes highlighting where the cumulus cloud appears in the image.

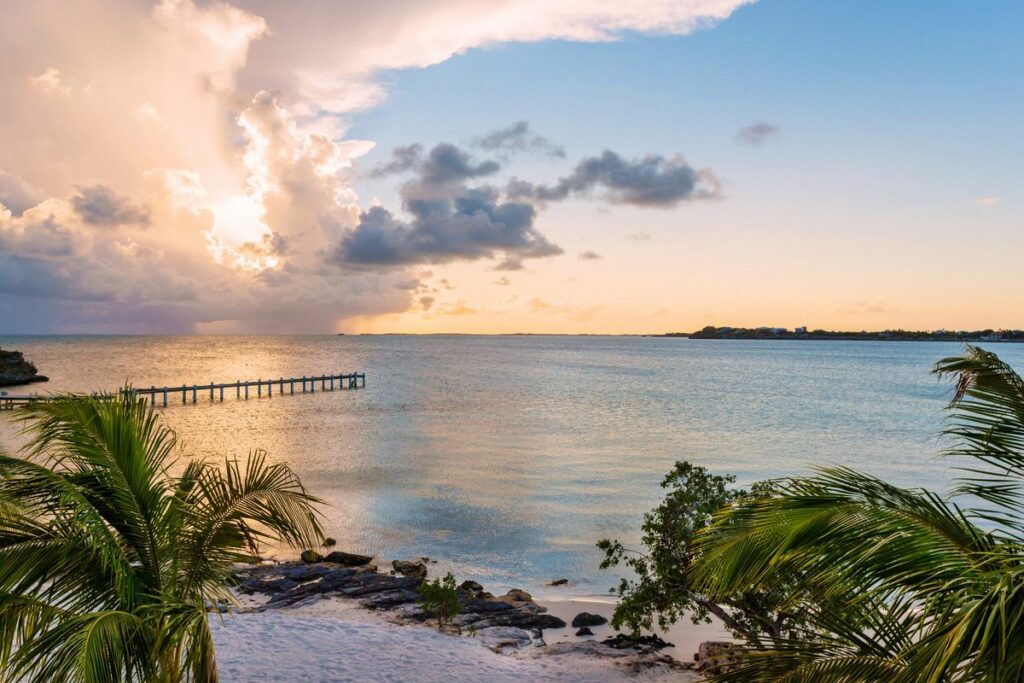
[334,187,561,267]
[473,121,565,158]
[0,171,46,216]
[71,185,150,227]
[0,0,751,332]
[508,151,720,207]
[736,121,780,146]
[369,144,424,177]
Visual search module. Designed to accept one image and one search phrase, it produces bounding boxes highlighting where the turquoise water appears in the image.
[2,335,1020,597]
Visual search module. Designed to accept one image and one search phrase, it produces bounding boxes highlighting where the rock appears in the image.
[359,589,421,609]
[576,627,594,636]
[549,578,569,586]
[504,588,533,603]
[601,633,673,653]
[323,550,374,566]
[695,641,741,675]
[323,537,337,547]
[300,549,321,564]
[571,612,608,627]
[340,573,422,596]
[392,559,428,579]
[459,580,483,592]
[0,348,48,388]
[479,626,534,652]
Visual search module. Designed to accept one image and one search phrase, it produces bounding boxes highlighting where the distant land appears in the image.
[657,326,1024,342]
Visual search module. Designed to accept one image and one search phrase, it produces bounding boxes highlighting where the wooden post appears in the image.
[330,375,335,390]
[209,383,214,401]
[192,385,197,404]
[163,386,168,407]
[236,381,240,399]
[245,383,249,400]
[290,378,294,394]
[219,385,224,401]
[302,376,306,393]
[268,379,272,397]
[258,379,262,398]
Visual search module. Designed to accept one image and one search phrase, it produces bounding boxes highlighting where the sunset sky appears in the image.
[1,0,1020,334]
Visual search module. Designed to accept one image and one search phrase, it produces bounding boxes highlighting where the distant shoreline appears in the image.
[656,326,1024,343]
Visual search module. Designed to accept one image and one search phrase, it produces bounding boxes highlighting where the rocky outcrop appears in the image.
[392,559,427,579]
[571,612,608,627]
[233,560,566,632]
[695,640,742,675]
[0,348,48,388]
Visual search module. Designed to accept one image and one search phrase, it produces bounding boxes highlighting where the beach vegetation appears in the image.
[417,572,461,630]
[691,346,1024,681]
[0,393,324,682]
[597,461,817,648]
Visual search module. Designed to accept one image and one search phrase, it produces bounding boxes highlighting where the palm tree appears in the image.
[692,346,1024,682]
[0,393,324,682]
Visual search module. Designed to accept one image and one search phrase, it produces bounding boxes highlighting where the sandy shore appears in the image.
[210,598,703,682]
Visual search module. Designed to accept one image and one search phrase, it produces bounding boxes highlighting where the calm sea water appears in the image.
[2,335,1020,598]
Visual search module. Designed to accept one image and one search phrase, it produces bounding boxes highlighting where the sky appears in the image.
[0,0,1021,334]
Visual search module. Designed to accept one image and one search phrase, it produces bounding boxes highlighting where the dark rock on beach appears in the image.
[324,550,374,566]
[575,627,594,636]
[0,348,48,388]
[602,632,673,653]
[392,559,427,579]
[459,580,483,592]
[300,550,322,564]
[571,612,608,627]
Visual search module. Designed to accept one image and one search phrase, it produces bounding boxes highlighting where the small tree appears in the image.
[417,572,461,630]
[598,461,806,647]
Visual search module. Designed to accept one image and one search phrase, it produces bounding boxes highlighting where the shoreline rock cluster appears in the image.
[231,551,696,673]
[0,348,48,388]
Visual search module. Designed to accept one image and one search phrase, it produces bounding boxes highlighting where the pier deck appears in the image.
[0,372,365,410]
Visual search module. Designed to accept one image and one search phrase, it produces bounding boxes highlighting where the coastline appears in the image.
[220,557,724,679]
[214,578,705,683]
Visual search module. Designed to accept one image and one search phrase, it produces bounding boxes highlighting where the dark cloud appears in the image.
[368,143,423,177]
[473,120,565,158]
[333,185,561,267]
[368,142,500,194]
[507,151,719,207]
[736,121,780,146]
[419,143,500,185]
[0,170,45,216]
[578,250,602,260]
[71,185,150,226]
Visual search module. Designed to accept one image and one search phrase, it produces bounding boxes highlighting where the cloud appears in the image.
[494,276,511,286]
[473,121,565,158]
[333,186,561,267]
[579,250,602,260]
[419,143,500,186]
[974,196,999,206]
[71,185,150,227]
[0,0,752,332]
[0,171,46,216]
[439,299,477,316]
[627,231,652,241]
[508,151,720,207]
[736,121,780,146]
[369,144,423,177]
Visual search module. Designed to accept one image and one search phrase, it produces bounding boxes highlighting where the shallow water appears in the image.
[3,335,1019,598]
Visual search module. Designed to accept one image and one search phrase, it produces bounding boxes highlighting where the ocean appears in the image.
[2,335,1018,599]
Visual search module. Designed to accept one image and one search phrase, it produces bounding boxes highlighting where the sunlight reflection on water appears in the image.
[3,335,1020,596]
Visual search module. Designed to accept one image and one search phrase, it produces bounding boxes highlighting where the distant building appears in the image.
[795,326,807,334]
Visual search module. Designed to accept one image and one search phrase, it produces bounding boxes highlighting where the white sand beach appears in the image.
[210,599,702,682]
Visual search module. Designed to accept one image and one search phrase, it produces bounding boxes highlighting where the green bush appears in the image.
[417,572,462,629]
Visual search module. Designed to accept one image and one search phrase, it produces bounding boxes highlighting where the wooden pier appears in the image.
[0,372,365,410]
